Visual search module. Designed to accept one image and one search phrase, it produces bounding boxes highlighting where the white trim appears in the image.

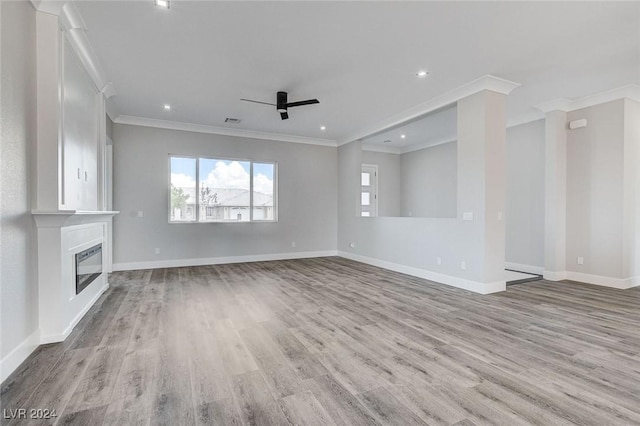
[564,272,640,290]
[543,270,567,281]
[113,250,339,271]
[39,282,109,344]
[338,251,505,295]
[59,2,114,97]
[505,262,544,275]
[399,137,457,154]
[361,144,402,154]
[113,115,338,147]
[536,84,640,113]
[339,75,520,145]
[30,0,65,15]
[0,329,41,384]
[543,270,639,289]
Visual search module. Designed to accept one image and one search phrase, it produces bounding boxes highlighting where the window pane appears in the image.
[199,158,250,222]
[361,172,370,186]
[253,163,275,220]
[361,211,370,217]
[361,192,370,206]
[170,157,196,221]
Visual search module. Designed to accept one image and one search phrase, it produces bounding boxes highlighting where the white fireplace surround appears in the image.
[32,211,118,343]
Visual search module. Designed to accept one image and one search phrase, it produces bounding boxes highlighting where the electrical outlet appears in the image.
[349,243,355,248]
[291,241,296,248]
[460,261,467,270]
[577,257,584,265]
[154,248,160,255]
[463,212,474,221]
[437,256,442,265]
[137,210,144,218]
[498,212,503,221]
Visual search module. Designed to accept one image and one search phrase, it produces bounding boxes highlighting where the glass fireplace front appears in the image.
[75,243,102,295]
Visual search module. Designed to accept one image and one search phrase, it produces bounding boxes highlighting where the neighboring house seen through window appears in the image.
[169,156,276,222]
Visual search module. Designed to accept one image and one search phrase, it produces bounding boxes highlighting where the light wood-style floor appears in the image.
[2,257,639,425]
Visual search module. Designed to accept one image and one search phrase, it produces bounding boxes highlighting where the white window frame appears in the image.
[168,154,278,223]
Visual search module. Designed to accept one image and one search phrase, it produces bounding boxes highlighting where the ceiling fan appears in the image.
[241,91,319,120]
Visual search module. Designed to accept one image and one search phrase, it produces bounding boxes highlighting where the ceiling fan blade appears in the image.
[240,98,276,106]
[286,99,320,108]
[280,111,289,120]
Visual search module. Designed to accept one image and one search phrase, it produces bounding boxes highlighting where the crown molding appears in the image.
[400,137,457,154]
[30,0,66,15]
[363,136,458,155]
[114,115,338,147]
[59,2,115,97]
[338,74,520,146]
[361,144,402,154]
[536,84,640,113]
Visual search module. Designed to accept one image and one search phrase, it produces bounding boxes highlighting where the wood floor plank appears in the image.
[2,258,638,425]
[231,370,290,426]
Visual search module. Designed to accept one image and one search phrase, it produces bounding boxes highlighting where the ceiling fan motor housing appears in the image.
[277,91,288,112]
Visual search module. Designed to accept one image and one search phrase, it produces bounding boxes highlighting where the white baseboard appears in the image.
[0,328,41,384]
[113,250,339,272]
[337,251,505,295]
[505,262,544,275]
[543,270,567,281]
[544,270,639,289]
[40,282,110,344]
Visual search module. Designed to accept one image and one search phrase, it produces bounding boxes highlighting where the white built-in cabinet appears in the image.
[61,32,100,211]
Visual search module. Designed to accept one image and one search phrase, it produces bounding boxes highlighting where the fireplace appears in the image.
[75,243,102,294]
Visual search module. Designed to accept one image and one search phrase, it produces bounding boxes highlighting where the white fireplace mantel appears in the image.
[32,210,119,343]
[32,210,119,226]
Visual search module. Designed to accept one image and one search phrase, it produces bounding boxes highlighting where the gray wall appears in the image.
[505,120,545,270]
[566,100,625,278]
[362,150,401,217]
[400,142,457,218]
[112,124,337,266]
[0,0,38,360]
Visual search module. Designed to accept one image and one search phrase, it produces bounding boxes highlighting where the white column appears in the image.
[457,90,507,290]
[543,110,568,280]
[35,10,62,210]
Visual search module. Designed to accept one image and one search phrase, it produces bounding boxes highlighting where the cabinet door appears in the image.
[62,35,99,210]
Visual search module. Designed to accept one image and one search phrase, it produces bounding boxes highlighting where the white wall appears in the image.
[112,124,337,269]
[362,150,401,217]
[505,120,545,271]
[338,90,508,294]
[566,100,625,279]
[400,142,457,218]
[0,0,39,379]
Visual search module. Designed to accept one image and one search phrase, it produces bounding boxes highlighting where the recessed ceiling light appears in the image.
[400,134,406,139]
[416,70,429,78]
[320,126,326,131]
[155,0,169,8]
[163,104,171,111]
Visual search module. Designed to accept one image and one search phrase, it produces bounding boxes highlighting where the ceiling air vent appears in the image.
[225,118,241,124]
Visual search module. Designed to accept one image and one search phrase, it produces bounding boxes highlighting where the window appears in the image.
[361,164,378,217]
[169,155,276,222]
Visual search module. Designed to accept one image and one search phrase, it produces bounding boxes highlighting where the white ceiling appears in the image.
[362,105,457,152]
[76,1,640,144]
